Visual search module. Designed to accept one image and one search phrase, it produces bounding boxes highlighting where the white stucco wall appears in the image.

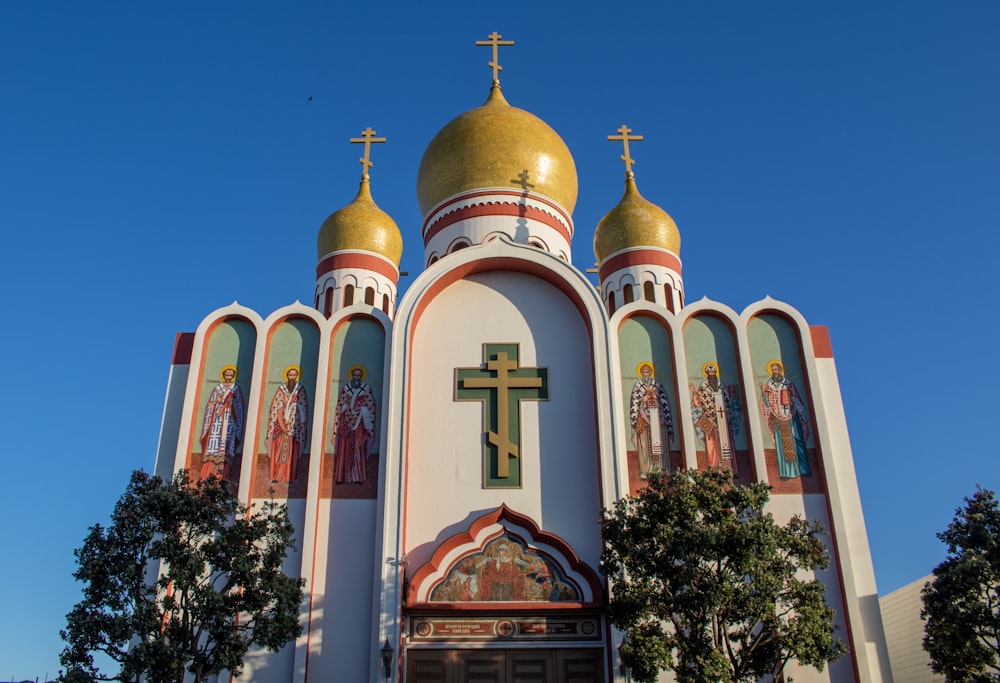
[402,270,603,571]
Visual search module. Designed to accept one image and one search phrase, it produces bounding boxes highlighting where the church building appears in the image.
[153,33,891,683]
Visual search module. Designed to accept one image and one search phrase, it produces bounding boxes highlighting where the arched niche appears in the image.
[253,316,321,499]
[188,316,256,487]
[407,505,603,608]
[616,313,681,493]
[682,312,754,483]
[322,315,387,499]
[746,312,822,494]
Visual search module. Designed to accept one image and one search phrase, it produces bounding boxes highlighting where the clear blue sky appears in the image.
[2,1,997,678]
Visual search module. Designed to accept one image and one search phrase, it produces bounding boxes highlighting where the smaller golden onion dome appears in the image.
[593,177,680,263]
[316,180,403,267]
[416,86,578,216]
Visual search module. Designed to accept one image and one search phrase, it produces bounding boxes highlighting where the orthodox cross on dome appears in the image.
[476,31,514,86]
[608,124,644,180]
[455,344,548,488]
[349,127,386,181]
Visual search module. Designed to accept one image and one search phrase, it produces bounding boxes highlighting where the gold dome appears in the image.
[594,177,680,262]
[416,87,578,216]
[317,180,403,266]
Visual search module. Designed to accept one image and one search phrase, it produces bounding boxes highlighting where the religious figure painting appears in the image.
[690,361,741,474]
[198,365,246,481]
[629,361,674,478]
[430,535,579,603]
[332,364,377,484]
[760,359,810,479]
[266,365,309,484]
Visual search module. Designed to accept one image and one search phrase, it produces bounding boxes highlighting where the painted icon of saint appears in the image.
[629,362,674,477]
[760,359,810,478]
[267,365,309,484]
[690,361,741,474]
[332,365,377,484]
[199,365,246,481]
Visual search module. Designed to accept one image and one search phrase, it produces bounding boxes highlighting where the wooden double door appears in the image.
[406,648,606,683]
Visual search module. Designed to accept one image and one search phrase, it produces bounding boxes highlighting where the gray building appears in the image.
[879,576,943,683]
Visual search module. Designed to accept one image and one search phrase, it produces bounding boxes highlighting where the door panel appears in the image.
[508,649,552,682]
[407,648,605,683]
[460,650,505,683]
[556,649,605,683]
[408,651,450,683]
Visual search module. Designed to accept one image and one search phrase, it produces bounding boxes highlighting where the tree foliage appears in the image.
[922,486,1000,682]
[600,468,846,683]
[60,470,305,683]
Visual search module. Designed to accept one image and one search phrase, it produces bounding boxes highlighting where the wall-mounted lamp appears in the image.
[380,638,394,681]
[618,634,631,681]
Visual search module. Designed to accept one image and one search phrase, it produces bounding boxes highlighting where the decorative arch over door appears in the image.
[407,505,604,609]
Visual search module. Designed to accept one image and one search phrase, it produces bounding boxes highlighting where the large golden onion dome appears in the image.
[317,180,403,267]
[416,86,578,216]
[594,177,680,263]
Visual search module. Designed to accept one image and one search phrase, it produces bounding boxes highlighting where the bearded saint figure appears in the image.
[267,366,309,484]
[199,365,245,481]
[332,366,377,484]
[476,541,528,601]
[691,361,741,474]
[760,359,811,479]
[629,362,674,477]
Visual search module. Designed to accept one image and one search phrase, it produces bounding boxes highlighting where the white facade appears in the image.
[153,56,892,683]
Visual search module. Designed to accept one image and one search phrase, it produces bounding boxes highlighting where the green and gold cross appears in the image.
[455,344,548,488]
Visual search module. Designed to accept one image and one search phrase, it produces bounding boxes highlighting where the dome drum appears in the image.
[598,247,684,315]
[421,188,573,264]
[315,250,399,318]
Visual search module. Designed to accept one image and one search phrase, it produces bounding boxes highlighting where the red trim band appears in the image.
[316,251,399,282]
[172,332,194,365]
[598,249,682,282]
[423,193,572,246]
[810,326,834,358]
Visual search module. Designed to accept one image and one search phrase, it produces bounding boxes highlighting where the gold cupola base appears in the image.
[594,177,683,315]
[315,180,403,318]
[416,86,578,266]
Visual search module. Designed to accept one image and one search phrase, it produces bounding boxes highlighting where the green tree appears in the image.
[600,468,846,683]
[59,470,305,683]
[922,486,1000,682]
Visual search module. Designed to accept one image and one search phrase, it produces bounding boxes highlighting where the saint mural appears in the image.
[266,365,309,484]
[760,359,810,478]
[690,361,741,473]
[199,365,246,481]
[629,362,673,477]
[332,365,377,484]
[430,536,579,603]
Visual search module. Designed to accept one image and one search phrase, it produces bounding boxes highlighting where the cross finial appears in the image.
[349,127,387,181]
[475,31,515,87]
[608,124,644,179]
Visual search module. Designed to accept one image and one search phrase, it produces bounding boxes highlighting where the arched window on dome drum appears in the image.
[428,254,439,265]
[343,284,355,307]
[664,284,674,313]
[324,289,335,317]
[364,287,375,306]
[382,293,390,315]
[623,284,635,305]
[608,290,617,316]
[451,242,469,253]
[643,281,655,303]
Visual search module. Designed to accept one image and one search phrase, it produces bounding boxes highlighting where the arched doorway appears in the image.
[404,508,609,682]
